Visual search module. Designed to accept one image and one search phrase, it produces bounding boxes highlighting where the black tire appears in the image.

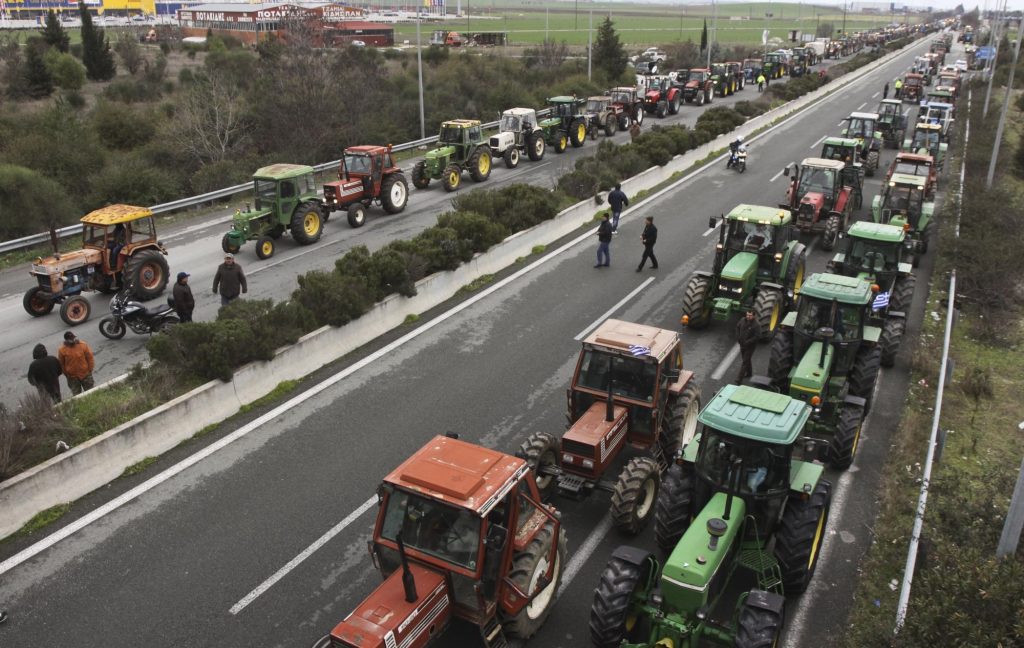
[697,91,705,106]
[570,120,587,147]
[518,431,559,498]
[681,275,712,329]
[442,163,462,192]
[880,317,905,368]
[604,118,616,136]
[156,314,180,333]
[59,295,91,326]
[784,246,807,304]
[634,108,644,126]
[890,274,916,312]
[829,405,864,469]
[290,202,323,245]
[124,249,169,300]
[775,480,831,594]
[221,234,240,254]
[23,286,54,317]
[503,146,520,169]
[99,316,127,340]
[738,160,746,173]
[866,150,879,176]
[848,344,881,411]
[654,463,695,551]
[822,214,841,251]
[610,457,660,535]
[656,102,667,118]
[660,383,701,457]
[503,523,565,638]
[587,123,599,141]
[255,236,275,260]
[412,161,430,189]
[735,594,785,647]
[554,131,568,154]
[753,288,783,342]
[526,131,546,160]
[590,555,645,648]
[618,114,630,131]
[768,328,794,390]
[347,203,367,228]
[669,96,680,114]
[380,174,409,214]
[919,220,934,254]
[469,147,492,182]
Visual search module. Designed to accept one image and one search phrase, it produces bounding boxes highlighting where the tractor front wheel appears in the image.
[604,117,615,136]
[221,234,240,254]
[570,120,587,147]
[503,146,520,169]
[518,431,559,498]
[554,131,568,153]
[680,275,712,329]
[347,203,367,228]
[526,131,546,161]
[661,382,701,457]
[848,344,881,411]
[890,274,916,312]
[60,295,91,326]
[412,161,430,189]
[610,457,660,535]
[380,174,409,214]
[768,327,795,390]
[735,592,786,648]
[654,462,695,551]
[696,91,705,106]
[23,287,54,317]
[830,405,864,469]
[125,249,169,300]
[442,164,462,192]
[590,555,646,648]
[634,108,644,126]
[503,523,565,639]
[255,236,275,260]
[469,148,492,182]
[880,317,906,368]
[775,480,831,593]
[669,96,680,115]
[290,202,323,245]
[753,288,783,342]
[822,214,842,251]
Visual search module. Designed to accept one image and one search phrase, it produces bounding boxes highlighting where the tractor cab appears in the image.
[829,221,914,303]
[437,119,484,155]
[903,122,945,167]
[541,97,588,152]
[872,173,932,240]
[819,136,865,189]
[763,51,786,77]
[226,163,324,258]
[80,205,162,275]
[742,57,761,81]
[323,145,409,228]
[497,107,540,143]
[340,146,393,191]
[920,100,954,140]
[902,73,925,101]
[842,112,880,148]
[585,96,610,116]
[876,98,904,124]
[783,159,850,232]
[887,151,936,197]
[548,96,583,119]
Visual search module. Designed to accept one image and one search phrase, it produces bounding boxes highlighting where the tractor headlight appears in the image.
[562,453,574,464]
[581,458,594,469]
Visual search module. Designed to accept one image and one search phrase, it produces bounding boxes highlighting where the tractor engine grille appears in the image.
[331,638,357,648]
[561,439,595,459]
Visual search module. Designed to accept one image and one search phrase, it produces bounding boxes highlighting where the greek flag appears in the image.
[629,344,652,357]
[873,291,890,311]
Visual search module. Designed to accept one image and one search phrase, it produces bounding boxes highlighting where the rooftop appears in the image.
[253,163,315,179]
[726,204,791,227]
[802,157,846,170]
[698,385,809,445]
[800,272,873,305]
[585,318,679,363]
[81,204,153,225]
[847,220,906,243]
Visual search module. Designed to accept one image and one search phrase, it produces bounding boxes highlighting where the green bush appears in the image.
[86,158,180,207]
[102,77,163,103]
[436,210,509,253]
[147,319,258,382]
[92,100,157,150]
[292,270,374,328]
[0,164,78,238]
[451,184,560,233]
[44,50,86,90]
[215,298,314,361]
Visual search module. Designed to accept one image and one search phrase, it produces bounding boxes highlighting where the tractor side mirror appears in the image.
[783,166,791,178]
[480,523,508,599]
[814,326,835,340]
[708,216,718,229]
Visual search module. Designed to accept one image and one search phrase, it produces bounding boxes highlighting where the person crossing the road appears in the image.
[595,213,612,268]
[607,184,629,233]
[635,216,659,272]
[735,309,762,382]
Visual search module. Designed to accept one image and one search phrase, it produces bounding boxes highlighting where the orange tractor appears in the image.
[23,205,170,325]
[322,145,409,228]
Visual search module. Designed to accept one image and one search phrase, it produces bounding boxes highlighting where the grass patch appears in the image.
[403,313,420,325]
[459,274,495,294]
[16,502,71,537]
[238,379,299,414]
[121,456,157,477]
[531,245,547,255]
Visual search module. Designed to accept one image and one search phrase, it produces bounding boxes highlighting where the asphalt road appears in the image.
[0,34,958,648]
[0,50,855,409]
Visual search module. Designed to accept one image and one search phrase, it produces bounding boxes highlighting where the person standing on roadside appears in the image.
[212,254,247,307]
[735,309,761,383]
[636,216,659,272]
[607,184,629,233]
[172,271,195,322]
[629,120,641,140]
[757,72,766,92]
[894,77,903,99]
[27,343,62,403]
[57,332,95,395]
[883,81,890,99]
[595,213,612,268]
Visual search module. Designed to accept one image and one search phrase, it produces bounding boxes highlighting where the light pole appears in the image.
[588,10,593,80]
[764,10,773,57]
[416,11,425,140]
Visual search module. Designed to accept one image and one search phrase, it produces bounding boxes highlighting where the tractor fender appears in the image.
[758,281,784,292]
[826,210,845,225]
[611,545,653,567]
[843,394,867,409]
[667,369,695,396]
[692,270,716,280]
[745,589,786,616]
[780,311,798,329]
[886,310,907,320]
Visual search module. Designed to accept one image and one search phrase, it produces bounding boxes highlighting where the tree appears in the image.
[700,18,708,53]
[22,38,54,99]
[40,10,70,53]
[523,39,570,70]
[0,164,77,238]
[170,70,251,164]
[44,49,86,90]
[114,32,144,75]
[815,22,834,38]
[592,17,627,82]
[79,1,116,81]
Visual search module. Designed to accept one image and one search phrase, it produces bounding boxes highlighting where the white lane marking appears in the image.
[702,220,721,237]
[575,278,655,341]
[857,102,867,110]
[810,135,827,149]
[557,514,614,597]
[770,169,785,182]
[872,91,880,98]
[230,497,377,614]
[711,345,741,381]
[837,120,845,126]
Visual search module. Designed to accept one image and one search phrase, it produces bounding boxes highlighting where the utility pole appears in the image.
[545,7,548,41]
[842,1,847,38]
[985,22,1022,189]
[588,10,593,81]
[707,0,716,68]
[984,0,1008,119]
[575,0,578,30]
[416,11,425,140]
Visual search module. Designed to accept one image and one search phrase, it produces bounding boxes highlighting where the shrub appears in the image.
[292,270,374,328]
[0,164,78,238]
[436,210,509,253]
[215,299,314,362]
[44,50,86,90]
[92,100,157,150]
[86,158,180,207]
[0,393,76,481]
[102,78,163,103]
[452,184,560,233]
[147,319,258,382]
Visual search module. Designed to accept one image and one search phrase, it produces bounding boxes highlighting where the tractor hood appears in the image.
[562,401,629,476]
[684,79,699,89]
[330,563,450,648]
[30,248,103,276]
[231,207,273,232]
[323,179,364,204]
[539,116,563,129]
[720,251,758,283]
[644,89,661,101]
[425,145,456,161]
[800,192,825,214]
[790,341,834,400]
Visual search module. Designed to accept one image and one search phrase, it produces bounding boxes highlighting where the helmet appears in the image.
[736,135,744,143]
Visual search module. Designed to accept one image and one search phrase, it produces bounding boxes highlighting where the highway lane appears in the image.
[0,52,858,409]
[0,35,947,648]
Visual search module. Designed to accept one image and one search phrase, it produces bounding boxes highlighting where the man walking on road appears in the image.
[595,213,612,268]
[607,184,628,233]
[57,332,94,395]
[173,272,195,322]
[636,216,658,272]
[213,254,247,307]
[735,309,761,383]
[883,81,890,99]
[27,343,62,402]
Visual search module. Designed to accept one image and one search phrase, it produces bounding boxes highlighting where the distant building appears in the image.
[177,2,393,46]
[1,0,155,19]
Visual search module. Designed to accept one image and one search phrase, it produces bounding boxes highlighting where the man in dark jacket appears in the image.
[595,213,612,268]
[735,309,762,382]
[636,216,659,271]
[172,272,195,322]
[607,184,629,232]
[212,254,247,307]
[27,343,62,402]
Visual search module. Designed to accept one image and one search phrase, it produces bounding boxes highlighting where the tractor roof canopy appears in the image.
[80,204,153,225]
[726,204,791,227]
[384,435,526,515]
[847,220,906,243]
[823,136,860,147]
[801,157,845,171]
[253,163,315,180]
[889,172,928,188]
[584,318,678,364]
[548,96,578,104]
[697,384,810,445]
[502,107,537,117]
[800,272,874,305]
[849,111,880,121]
[442,119,482,128]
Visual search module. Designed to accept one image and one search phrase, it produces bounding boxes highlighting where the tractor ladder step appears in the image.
[557,473,589,496]
[650,442,669,474]
[480,617,509,648]
[738,549,784,595]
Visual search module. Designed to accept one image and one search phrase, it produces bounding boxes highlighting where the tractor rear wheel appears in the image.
[604,117,615,136]
[518,431,559,498]
[554,131,568,153]
[784,245,808,305]
[775,480,831,593]
[618,114,630,131]
[880,317,906,368]
[503,523,565,639]
[380,174,409,214]
[590,555,646,648]
[768,328,794,390]
[866,150,879,176]
[23,287,54,317]
[442,164,462,192]
[654,462,695,551]
[848,344,881,412]
[822,214,841,251]
[669,96,680,115]
[221,234,240,254]
[526,131,546,160]
[503,146,520,169]
[412,161,430,189]
[610,457,660,535]
[735,592,785,648]
[290,202,323,245]
[660,382,701,458]
[124,249,169,300]
[696,91,705,106]
[753,288,783,342]
[830,405,864,469]
[469,148,491,182]
[680,275,712,329]
[570,120,586,147]
[890,274,916,312]
[59,295,91,326]
[919,220,934,254]
[347,203,367,228]
[255,236,275,260]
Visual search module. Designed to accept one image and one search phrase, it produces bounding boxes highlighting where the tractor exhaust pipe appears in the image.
[723,458,743,521]
[605,356,616,422]
[396,533,417,603]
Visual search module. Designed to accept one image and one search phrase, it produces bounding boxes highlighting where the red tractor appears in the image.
[676,68,715,106]
[608,86,645,129]
[313,434,565,648]
[322,145,409,228]
[642,76,682,117]
[781,157,856,251]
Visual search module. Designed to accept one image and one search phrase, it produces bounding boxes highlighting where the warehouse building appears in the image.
[177,2,392,46]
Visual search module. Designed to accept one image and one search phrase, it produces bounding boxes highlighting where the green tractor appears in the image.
[841,112,883,176]
[540,96,589,153]
[680,205,807,340]
[710,63,737,96]
[762,51,786,79]
[412,119,492,192]
[902,121,947,169]
[222,164,325,260]
[767,273,882,469]
[871,172,935,266]
[827,221,917,367]
[590,384,832,648]
[876,98,908,149]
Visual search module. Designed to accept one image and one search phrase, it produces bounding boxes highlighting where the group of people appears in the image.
[884,78,904,100]
[594,184,659,272]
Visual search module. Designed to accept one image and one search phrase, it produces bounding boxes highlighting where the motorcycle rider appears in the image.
[728,135,745,168]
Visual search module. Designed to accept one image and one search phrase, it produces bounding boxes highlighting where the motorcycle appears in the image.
[727,145,748,173]
[98,289,180,339]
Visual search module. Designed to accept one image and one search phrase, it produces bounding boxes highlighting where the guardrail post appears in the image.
[997,450,1024,559]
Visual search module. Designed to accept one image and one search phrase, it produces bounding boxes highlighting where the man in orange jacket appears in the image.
[57,331,95,395]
